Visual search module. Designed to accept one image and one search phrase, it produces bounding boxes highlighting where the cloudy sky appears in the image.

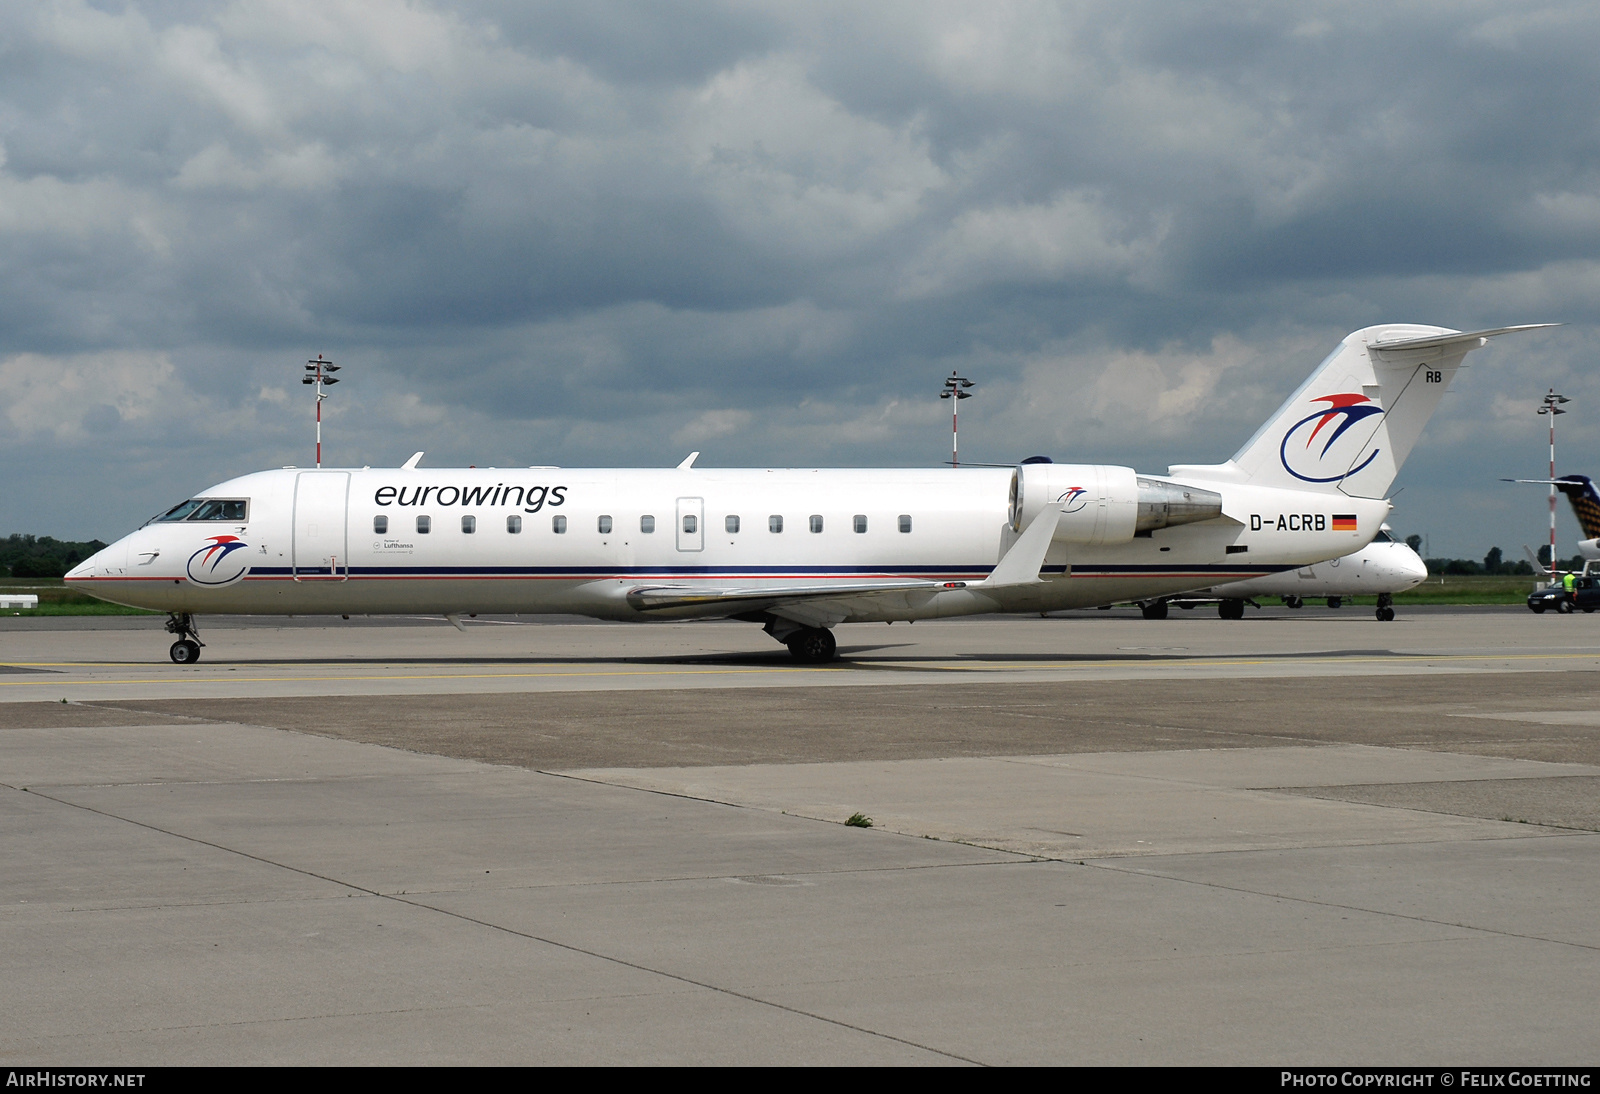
[3,1,1598,556]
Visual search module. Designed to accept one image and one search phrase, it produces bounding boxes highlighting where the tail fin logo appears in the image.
[1279,394,1385,484]
[1555,475,1600,539]
[186,535,251,586]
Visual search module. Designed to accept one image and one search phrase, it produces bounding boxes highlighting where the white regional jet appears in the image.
[66,324,1549,664]
[1136,526,1428,621]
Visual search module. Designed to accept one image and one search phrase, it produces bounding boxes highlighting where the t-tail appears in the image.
[1172,324,1554,498]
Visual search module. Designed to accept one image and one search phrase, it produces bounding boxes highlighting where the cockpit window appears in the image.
[150,498,248,523]
[1372,529,1393,543]
[152,500,204,523]
[190,499,248,521]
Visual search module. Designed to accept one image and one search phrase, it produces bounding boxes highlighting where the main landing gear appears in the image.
[763,617,839,663]
[165,613,204,664]
[785,627,838,663]
[1217,598,1246,620]
[1140,600,1169,620]
[1375,593,1396,622]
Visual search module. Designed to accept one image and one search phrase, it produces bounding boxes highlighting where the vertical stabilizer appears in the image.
[1554,475,1600,540]
[1174,324,1553,498]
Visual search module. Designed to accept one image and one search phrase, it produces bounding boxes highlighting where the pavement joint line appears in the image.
[17,783,986,1065]
[1084,836,1600,953]
[378,891,988,1065]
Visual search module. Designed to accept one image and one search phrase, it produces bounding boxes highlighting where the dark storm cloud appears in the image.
[2,0,1598,556]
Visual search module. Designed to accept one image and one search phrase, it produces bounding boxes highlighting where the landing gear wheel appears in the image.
[1284,596,1303,609]
[1140,600,1169,620]
[1218,598,1245,620]
[786,627,838,663]
[1327,597,1343,609]
[163,612,205,664]
[1376,606,1395,622]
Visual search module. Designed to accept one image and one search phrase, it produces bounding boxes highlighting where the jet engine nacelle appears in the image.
[1009,462,1223,545]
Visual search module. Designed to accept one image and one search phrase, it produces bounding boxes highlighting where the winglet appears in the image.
[402,452,425,470]
[981,505,1064,587]
[677,452,700,470]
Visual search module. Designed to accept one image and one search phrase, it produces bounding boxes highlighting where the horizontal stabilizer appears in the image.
[1369,324,1558,354]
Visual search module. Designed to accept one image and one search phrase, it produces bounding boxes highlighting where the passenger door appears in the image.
[292,472,350,579]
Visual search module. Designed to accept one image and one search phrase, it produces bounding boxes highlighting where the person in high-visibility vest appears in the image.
[1563,571,1577,596]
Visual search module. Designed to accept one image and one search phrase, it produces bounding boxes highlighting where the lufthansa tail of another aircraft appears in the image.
[1553,475,1600,540]
[1174,324,1554,499]
[1511,474,1600,561]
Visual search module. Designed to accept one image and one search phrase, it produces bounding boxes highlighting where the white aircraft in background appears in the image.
[67,323,1550,664]
[1135,525,1427,621]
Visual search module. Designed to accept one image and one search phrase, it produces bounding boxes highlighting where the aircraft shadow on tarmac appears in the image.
[50,644,1411,669]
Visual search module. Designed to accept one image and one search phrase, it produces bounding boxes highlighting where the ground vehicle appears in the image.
[1528,568,1600,614]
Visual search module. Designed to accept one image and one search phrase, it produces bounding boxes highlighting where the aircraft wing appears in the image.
[625,504,1071,623]
[626,578,969,622]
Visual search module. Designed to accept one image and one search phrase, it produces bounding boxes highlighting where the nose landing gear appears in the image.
[1375,593,1396,622]
[165,613,205,664]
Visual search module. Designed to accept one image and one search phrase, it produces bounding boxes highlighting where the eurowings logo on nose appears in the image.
[1279,393,1384,484]
[186,535,251,586]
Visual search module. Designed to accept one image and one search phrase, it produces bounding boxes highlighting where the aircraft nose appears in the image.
[65,540,128,582]
[1394,547,1428,590]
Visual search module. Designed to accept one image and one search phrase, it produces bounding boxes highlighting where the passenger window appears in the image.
[553,515,567,534]
[853,515,867,533]
[683,514,697,534]
[598,515,613,534]
[641,515,655,533]
[417,516,431,534]
[461,515,476,534]
[769,515,783,533]
[506,515,522,534]
[810,515,823,533]
[374,515,388,534]
[899,514,912,533]
[726,515,740,534]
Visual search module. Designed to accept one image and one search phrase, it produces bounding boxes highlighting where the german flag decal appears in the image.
[1332,514,1358,531]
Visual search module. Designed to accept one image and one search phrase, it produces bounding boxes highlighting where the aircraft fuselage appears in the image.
[69,465,1388,621]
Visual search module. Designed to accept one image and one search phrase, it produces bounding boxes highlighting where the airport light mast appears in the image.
[1538,388,1569,571]
[941,372,974,467]
[302,354,340,469]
